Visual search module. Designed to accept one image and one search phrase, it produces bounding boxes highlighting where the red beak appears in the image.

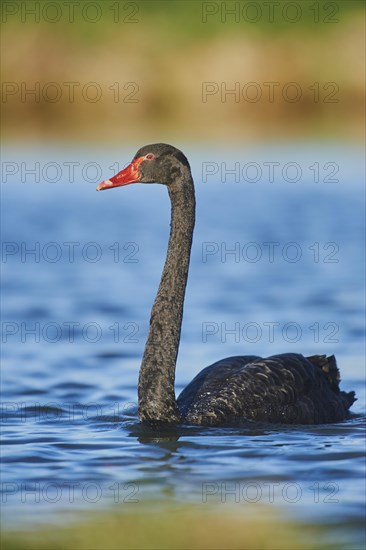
[96,157,144,191]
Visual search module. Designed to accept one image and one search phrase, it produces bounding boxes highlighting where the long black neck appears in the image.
[138,168,196,423]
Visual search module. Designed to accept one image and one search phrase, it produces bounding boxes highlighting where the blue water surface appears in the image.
[1,142,365,548]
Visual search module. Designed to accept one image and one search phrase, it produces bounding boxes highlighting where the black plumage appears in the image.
[178,353,355,425]
[97,144,356,426]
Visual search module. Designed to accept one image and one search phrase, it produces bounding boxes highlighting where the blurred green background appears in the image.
[1,0,365,144]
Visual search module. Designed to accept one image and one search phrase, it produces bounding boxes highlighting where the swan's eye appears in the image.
[145,153,155,161]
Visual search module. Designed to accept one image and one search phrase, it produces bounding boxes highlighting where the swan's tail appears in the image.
[307,354,356,408]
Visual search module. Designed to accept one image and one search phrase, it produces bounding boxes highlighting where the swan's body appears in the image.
[97,143,355,426]
[177,353,354,425]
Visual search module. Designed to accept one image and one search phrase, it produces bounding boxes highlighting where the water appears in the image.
[1,143,365,548]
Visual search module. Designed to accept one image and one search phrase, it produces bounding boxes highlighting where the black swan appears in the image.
[97,143,355,426]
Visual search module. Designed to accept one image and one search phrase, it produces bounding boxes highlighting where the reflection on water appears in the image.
[1,144,365,548]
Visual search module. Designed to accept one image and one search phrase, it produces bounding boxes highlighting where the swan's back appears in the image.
[177,354,356,425]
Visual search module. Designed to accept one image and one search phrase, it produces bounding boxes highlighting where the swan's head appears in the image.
[96,143,191,191]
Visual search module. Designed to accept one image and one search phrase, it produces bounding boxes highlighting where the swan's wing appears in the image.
[177,355,261,417]
[178,353,355,425]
